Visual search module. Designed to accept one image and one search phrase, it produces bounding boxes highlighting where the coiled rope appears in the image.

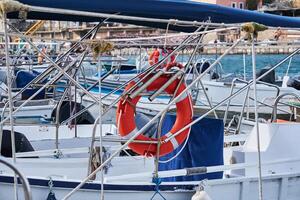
[0,0,28,18]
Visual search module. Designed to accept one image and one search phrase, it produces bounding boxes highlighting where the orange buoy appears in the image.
[116,65,193,157]
[273,119,289,123]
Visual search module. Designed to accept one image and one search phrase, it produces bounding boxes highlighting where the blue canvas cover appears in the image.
[7,0,300,30]
[158,114,224,182]
[16,70,45,100]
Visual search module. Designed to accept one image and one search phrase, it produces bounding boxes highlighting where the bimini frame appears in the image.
[1,2,300,200]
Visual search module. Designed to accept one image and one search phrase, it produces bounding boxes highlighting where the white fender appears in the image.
[191,190,212,200]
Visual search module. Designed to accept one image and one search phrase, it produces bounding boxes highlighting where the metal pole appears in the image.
[223,78,237,124]
[2,13,18,200]
[243,53,246,80]
[0,102,8,153]
[97,56,104,200]
[272,93,300,122]
[285,57,293,76]
[251,38,263,200]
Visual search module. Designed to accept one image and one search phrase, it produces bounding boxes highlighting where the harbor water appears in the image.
[121,53,300,78]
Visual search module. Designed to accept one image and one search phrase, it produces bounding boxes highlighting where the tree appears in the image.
[263,0,274,5]
[246,0,259,10]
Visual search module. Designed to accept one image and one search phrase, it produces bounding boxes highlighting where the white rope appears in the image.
[251,34,264,200]
[159,66,195,164]
[164,22,170,49]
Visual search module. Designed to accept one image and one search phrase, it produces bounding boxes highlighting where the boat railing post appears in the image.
[271,93,300,122]
[54,58,84,149]
[223,78,239,124]
[233,79,282,135]
[2,12,18,200]
[243,53,246,80]
[225,78,251,135]
[235,81,251,135]
[0,157,32,200]
[0,101,9,153]
[285,57,293,77]
[246,88,250,120]
[153,110,167,182]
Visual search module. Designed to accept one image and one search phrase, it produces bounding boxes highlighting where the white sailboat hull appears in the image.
[1,172,300,200]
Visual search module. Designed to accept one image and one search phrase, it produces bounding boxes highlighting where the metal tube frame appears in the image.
[8,23,101,104]
[61,25,205,125]
[0,50,87,127]
[272,93,300,122]
[224,78,281,132]
[62,36,244,200]
[54,23,101,149]
[10,24,103,101]
[164,48,300,143]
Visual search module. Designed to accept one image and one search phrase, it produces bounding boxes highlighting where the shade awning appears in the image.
[6,0,300,31]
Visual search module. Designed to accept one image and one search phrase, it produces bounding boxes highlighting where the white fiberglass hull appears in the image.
[196,80,299,114]
[1,172,300,200]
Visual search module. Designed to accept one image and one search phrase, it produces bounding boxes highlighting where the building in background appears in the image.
[260,0,300,16]
[190,0,262,9]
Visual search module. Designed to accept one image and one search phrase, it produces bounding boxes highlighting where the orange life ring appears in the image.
[116,65,193,157]
[165,62,184,70]
[148,49,160,66]
[148,48,176,67]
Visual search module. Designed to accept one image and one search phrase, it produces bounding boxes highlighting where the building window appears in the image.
[239,2,244,9]
[231,2,237,8]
